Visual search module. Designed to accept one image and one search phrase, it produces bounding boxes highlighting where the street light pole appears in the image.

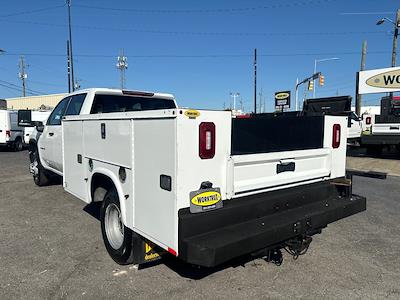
[313,57,339,98]
[376,9,399,98]
[391,9,399,68]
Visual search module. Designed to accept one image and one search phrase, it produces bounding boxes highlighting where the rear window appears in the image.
[90,94,176,114]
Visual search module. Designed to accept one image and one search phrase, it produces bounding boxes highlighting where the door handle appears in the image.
[48,132,54,136]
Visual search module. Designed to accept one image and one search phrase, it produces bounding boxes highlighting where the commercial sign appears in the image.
[275,91,290,110]
[358,66,400,94]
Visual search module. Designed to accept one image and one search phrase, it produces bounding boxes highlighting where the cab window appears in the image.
[65,94,87,116]
[47,97,70,126]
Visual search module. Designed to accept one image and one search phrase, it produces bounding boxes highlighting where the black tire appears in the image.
[30,146,50,186]
[13,137,23,152]
[100,188,134,265]
[366,145,383,157]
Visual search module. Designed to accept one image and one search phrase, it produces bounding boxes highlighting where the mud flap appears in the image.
[132,234,165,265]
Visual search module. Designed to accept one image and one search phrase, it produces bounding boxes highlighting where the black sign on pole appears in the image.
[275,91,291,111]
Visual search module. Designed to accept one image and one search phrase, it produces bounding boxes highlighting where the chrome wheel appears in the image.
[105,203,124,250]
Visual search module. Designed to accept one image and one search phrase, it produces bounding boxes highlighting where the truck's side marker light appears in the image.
[332,124,341,149]
[366,117,371,125]
[168,247,177,256]
[199,122,215,159]
[5,130,11,138]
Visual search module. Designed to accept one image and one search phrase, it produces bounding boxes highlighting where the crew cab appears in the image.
[28,88,366,268]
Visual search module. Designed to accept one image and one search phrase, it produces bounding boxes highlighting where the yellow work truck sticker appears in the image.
[184,109,200,119]
[190,188,222,213]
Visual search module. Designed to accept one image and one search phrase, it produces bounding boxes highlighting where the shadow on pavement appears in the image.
[82,202,276,279]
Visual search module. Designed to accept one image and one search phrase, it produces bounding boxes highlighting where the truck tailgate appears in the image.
[372,123,400,135]
[228,115,346,197]
[231,148,331,195]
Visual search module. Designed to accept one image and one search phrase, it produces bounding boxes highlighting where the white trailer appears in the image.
[44,89,367,267]
[0,110,24,151]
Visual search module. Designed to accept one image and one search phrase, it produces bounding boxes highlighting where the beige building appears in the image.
[6,93,66,110]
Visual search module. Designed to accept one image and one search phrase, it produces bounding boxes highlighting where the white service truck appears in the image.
[361,96,400,155]
[0,109,24,151]
[28,88,366,267]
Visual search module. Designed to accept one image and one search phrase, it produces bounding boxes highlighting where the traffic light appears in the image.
[308,80,314,91]
[319,74,325,86]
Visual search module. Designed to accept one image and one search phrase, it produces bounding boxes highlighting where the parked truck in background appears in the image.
[0,110,24,151]
[26,88,366,267]
[302,96,362,145]
[361,96,400,155]
[18,110,52,144]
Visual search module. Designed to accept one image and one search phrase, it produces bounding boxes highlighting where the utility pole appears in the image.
[67,40,71,93]
[116,49,128,90]
[67,0,75,91]
[18,56,27,97]
[390,9,399,98]
[254,48,257,114]
[391,9,399,68]
[295,78,299,111]
[356,40,367,116]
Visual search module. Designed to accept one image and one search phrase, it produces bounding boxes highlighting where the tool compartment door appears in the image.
[133,117,177,249]
[62,120,88,202]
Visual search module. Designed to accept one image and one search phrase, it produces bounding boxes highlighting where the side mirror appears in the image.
[18,109,33,127]
[33,121,44,132]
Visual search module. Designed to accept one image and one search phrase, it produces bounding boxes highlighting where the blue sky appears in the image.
[0,0,398,111]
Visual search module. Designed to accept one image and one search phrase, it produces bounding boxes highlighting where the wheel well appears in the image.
[91,173,116,202]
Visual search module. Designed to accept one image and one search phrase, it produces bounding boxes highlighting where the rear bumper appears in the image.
[361,134,400,145]
[178,180,366,267]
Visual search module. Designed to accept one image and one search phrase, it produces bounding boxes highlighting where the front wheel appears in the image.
[100,189,134,265]
[30,146,50,186]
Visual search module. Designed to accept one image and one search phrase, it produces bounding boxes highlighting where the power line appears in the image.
[0,79,44,95]
[0,81,42,96]
[0,5,64,18]
[0,19,388,37]
[74,0,334,14]
[340,11,395,15]
[2,50,392,59]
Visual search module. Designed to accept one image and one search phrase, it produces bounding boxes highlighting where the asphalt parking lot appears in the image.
[1,150,400,299]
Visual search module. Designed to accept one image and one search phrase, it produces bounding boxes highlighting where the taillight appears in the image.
[5,130,11,138]
[199,122,215,159]
[332,124,341,149]
[366,117,371,125]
